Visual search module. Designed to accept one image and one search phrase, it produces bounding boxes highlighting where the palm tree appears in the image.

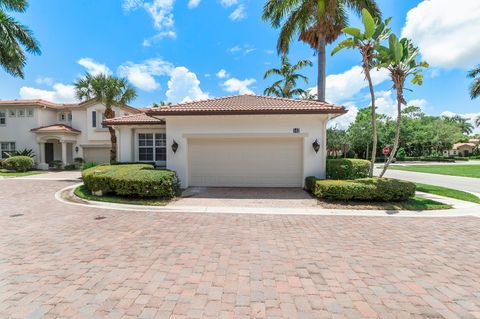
[476,116,480,127]
[0,0,41,78]
[262,0,381,102]
[443,115,474,135]
[74,73,137,162]
[264,55,313,98]
[468,65,480,99]
[377,35,428,177]
[153,101,172,107]
[332,9,391,177]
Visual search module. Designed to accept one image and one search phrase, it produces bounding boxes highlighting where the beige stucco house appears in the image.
[105,95,346,188]
[0,99,140,168]
[443,139,479,157]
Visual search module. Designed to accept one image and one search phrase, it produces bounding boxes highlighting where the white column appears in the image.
[61,141,67,166]
[37,142,48,170]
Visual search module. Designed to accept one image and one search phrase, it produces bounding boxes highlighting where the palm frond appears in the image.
[0,0,27,12]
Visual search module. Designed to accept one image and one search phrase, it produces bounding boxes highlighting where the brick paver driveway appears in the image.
[1,178,480,319]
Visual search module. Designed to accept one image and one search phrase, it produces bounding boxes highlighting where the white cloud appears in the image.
[118,58,174,91]
[78,58,112,76]
[220,0,237,7]
[216,69,230,79]
[310,65,390,103]
[401,0,480,68]
[166,67,209,103]
[228,44,256,55]
[222,77,256,94]
[35,77,54,86]
[328,102,359,130]
[373,91,428,118]
[229,5,246,21]
[19,83,77,103]
[441,111,480,134]
[123,0,176,44]
[188,0,201,8]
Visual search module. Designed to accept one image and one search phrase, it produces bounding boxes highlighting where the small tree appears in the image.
[331,9,391,177]
[264,55,312,98]
[74,73,137,162]
[377,35,428,177]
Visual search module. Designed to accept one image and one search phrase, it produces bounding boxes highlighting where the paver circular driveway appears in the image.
[1,178,480,318]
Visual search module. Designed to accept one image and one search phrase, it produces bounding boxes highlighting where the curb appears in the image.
[55,184,480,218]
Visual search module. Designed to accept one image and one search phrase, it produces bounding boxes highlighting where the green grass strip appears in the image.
[74,185,169,206]
[415,183,480,204]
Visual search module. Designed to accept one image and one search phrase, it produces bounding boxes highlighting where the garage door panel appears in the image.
[83,148,110,164]
[188,138,303,187]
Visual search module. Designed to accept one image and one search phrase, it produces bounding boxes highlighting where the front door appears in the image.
[45,143,54,166]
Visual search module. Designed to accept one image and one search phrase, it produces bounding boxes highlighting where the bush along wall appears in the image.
[326,159,370,180]
[82,164,181,199]
[3,156,35,172]
[305,176,416,202]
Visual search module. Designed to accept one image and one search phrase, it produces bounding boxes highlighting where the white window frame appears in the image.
[0,142,15,159]
[59,113,66,122]
[0,111,6,126]
[8,109,16,117]
[67,112,72,121]
[26,109,34,117]
[17,109,25,117]
[137,132,167,165]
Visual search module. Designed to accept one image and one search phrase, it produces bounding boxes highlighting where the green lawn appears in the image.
[389,165,480,178]
[415,183,480,204]
[74,185,169,206]
[0,169,46,177]
[395,197,452,210]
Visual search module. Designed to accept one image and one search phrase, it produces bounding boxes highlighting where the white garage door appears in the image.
[83,147,110,164]
[188,137,303,187]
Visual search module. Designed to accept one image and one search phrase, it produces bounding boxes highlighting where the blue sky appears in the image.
[1,0,479,130]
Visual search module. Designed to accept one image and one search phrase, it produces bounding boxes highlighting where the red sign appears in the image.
[383,147,390,155]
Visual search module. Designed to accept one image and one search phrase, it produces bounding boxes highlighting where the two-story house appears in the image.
[0,99,140,169]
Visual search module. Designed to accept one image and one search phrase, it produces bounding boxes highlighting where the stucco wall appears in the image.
[115,114,329,188]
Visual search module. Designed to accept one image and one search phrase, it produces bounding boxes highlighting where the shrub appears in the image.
[64,164,77,171]
[0,159,4,169]
[396,147,406,161]
[74,157,85,164]
[82,164,181,199]
[6,148,35,158]
[326,159,370,180]
[51,160,63,169]
[306,177,415,202]
[81,162,98,171]
[305,176,317,193]
[3,156,35,172]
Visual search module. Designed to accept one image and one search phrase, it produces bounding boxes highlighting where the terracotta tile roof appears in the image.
[103,113,165,125]
[0,99,78,109]
[453,142,476,149]
[30,124,81,134]
[146,94,347,116]
[0,99,142,113]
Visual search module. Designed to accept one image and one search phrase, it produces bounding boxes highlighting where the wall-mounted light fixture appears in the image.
[171,140,179,153]
[312,139,320,153]
[75,146,79,153]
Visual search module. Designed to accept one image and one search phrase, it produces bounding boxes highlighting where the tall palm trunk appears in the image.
[364,67,377,177]
[317,36,326,102]
[104,105,117,162]
[379,85,402,177]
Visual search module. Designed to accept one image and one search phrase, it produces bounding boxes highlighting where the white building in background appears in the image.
[0,99,140,169]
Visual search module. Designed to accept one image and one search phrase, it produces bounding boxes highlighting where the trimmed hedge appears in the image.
[305,177,415,202]
[326,159,370,180]
[82,164,181,199]
[3,156,35,172]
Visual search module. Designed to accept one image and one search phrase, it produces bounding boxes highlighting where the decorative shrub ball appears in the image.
[3,156,35,172]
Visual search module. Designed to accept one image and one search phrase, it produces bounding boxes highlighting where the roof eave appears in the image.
[146,109,347,116]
